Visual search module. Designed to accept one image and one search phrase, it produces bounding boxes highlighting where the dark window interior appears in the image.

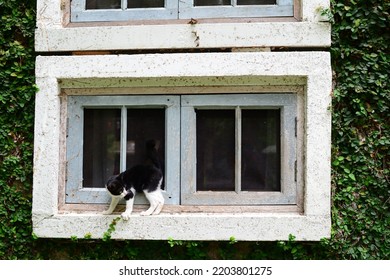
[83,109,121,188]
[83,108,165,188]
[195,0,276,6]
[196,110,236,191]
[126,109,165,176]
[86,0,121,9]
[241,109,280,191]
[196,108,281,192]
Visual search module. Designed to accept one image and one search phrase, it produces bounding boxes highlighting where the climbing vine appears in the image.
[0,0,388,259]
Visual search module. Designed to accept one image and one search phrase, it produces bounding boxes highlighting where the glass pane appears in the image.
[83,109,121,188]
[126,109,165,181]
[196,110,235,191]
[194,0,275,6]
[237,0,276,5]
[241,109,280,191]
[194,0,231,7]
[128,0,165,8]
[86,0,122,9]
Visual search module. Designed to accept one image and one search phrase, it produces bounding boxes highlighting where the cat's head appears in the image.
[105,175,124,196]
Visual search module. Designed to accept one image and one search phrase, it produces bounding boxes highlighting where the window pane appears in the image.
[83,109,121,188]
[194,0,231,7]
[237,0,276,5]
[127,0,165,8]
[194,0,275,6]
[196,110,235,191]
[126,109,165,181]
[86,0,121,9]
[241,109,280,191]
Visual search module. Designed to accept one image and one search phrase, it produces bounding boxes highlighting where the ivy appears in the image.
[0,0,389,259]
[0,0,36,259]
[102,217,121,242]
[328,0,389,260]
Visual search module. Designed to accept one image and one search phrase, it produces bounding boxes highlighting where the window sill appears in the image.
[58,204,302,215]
[33,210,330,241]
[35,21,330,52]
[66,17,299,27]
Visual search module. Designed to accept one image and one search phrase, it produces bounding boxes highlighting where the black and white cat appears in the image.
[102,140,164,220]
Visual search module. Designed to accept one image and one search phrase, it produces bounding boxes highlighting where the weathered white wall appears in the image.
[33,0,332,241]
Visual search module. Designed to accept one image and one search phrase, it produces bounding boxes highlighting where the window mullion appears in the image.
[235,106,242,193]
[120,106,127,173]
[122,0,128,10]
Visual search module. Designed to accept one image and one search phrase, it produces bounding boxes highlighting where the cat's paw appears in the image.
[140,211,151,216]
[121,212,131,220]
[102,210,113,215]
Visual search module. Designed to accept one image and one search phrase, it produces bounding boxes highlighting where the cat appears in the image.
[102,140,164,220]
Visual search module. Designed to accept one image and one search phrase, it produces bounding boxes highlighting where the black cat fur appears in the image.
[103,140,164,219]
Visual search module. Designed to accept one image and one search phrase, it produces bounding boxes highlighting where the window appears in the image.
[36,1,331,52]
[71,0,294,22]
[181,94,298,205]
[66,95,181,205]
[65,93,300,207]
[33,52,331,241]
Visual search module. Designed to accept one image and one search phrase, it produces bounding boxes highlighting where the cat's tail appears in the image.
[145,139,162,170]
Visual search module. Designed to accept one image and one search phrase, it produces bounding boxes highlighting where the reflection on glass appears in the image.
[196,110,235,191]
[237,0,275,5]
[241,109,280,191]
[128,0,165,8]
[126,109,165,177]
[83,109,121,188]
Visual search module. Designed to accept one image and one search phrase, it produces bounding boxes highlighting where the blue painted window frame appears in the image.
[71,0,294,22]
[65,93,299,206]
[181,94,298,205]
[65,95,181,205]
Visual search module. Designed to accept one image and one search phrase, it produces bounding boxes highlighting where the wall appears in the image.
[0,0,388,259]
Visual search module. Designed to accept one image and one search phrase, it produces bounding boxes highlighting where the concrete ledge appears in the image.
[35,22,331,52]
[33,213,330,241]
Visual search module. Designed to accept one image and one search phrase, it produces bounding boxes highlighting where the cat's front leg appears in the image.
[121,197,135,221]
[102,196,121,215]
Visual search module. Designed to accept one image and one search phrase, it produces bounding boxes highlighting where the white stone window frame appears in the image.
[33,52,331,241]
[35,0,331,52]
[71,0,294,22]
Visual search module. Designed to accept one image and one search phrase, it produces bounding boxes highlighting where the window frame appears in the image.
[71,0,294,22]
[181,93,299,205]
[179,0,294,20]
[71,0,179,22]
[65,95,181,205]
[66,93,299,207]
